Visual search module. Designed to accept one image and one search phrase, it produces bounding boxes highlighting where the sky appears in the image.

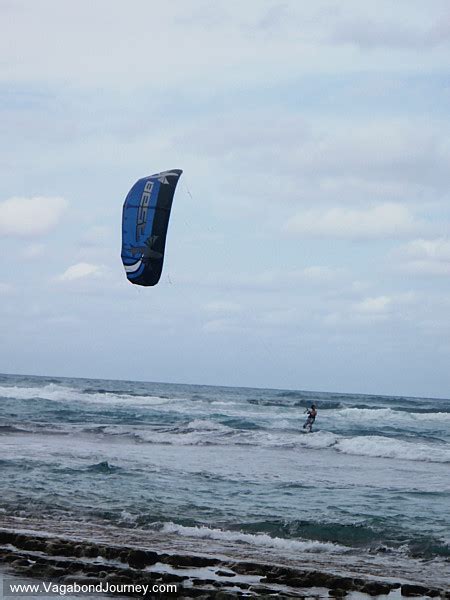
[1,0,450,397]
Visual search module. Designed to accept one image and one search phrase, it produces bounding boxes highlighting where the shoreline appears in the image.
[1,519,448,599]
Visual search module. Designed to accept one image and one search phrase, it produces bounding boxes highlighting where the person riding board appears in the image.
[303,404,317,432]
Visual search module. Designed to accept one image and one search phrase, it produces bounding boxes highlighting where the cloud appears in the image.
[58,262,101,281]
[179,266,347,292]
[300,266,345,284]
[176,115,450,218]
[397,238,450,275]
[0,282,15,295]
[350,292,417,322]
[0,2,322,88]
[332,20,427,50]
[331,12,450,49]
[204,301,242,313]
[355,295,392,314]
[81,225,112,247]
[21,243,45,259]
[1,1,449,94]
[285,203,419,240]
[203,318,241,334]
[0,196,68,237]
[1,1,450,396]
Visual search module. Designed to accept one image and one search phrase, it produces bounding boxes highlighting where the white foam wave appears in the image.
[296,430,339,449]
[227,430,450,463]
[0,384,170,407]
[0,384,76,401]
[334,435,450,463]
[111,426,449,463]
[331,407,450,423]
[211,401,237,406]
[290,430,450,463]
[3,384,447,463]
[159,522,347,553]
[136,419,234,446]
[184,419,231,432]
[119,510,138,525]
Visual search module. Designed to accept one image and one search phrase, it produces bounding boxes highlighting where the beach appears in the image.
[1,373,449,597]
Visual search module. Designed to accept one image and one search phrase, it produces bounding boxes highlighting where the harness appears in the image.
[308,410,317,421]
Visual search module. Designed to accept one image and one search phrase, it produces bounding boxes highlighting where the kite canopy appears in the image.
[121,169,182,286]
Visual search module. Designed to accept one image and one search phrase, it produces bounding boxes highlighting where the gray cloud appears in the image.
[284,203,421,240]
[1,0,450,394]
[396,238,450,275]
[331,18,448,49]
[0,196,68,237]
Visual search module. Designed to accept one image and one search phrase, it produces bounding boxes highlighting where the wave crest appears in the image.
[157,522,348,553]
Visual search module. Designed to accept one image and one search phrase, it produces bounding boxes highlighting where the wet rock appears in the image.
[360,581,393,596]
[401,583,431,596]
[46,566,67,579]
[62,575,99,585]
[0,530,16,545]
[165,554,219,568]
[236,582,250,589]
[265,565,290,579]
[2,553,19,563]
[104,572,127,583]
[61,561,79,574]
[225,561,264,576]
[424,590,441,598]
[157,572,188,584]
[27,563,51,577]
[102,545,123,560]
[261,567,355,591]
[303,575,352,591]
[248,585,277,595]
[127,549,159,568]
[83,544,100,558]
[72,544,84,557]
[83,571,98,578]
[2,528,446,599]
[192,577,216,586]
[11,559,32,567]
[45,541,74,557]
[214,592,240,600]
[119,550,130,562]
[328,576,361,591]
[105,573,134,585]
[21,538,47,552]
[329,589,348,597]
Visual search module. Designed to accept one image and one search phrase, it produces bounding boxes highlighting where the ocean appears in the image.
[1,372,449,592]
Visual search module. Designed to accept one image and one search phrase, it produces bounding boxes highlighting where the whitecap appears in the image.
[158,522,348,553]
[335,435,450,463]
[0,384,170,407]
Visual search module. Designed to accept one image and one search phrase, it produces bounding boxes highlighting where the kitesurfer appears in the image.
[303,404,317,433]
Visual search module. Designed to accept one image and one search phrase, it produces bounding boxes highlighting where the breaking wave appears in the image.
[330,407,450,422]
[157,522,349,553]
[0,383,170,406]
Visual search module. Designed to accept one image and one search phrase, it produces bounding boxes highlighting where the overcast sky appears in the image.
[1,0,450,397]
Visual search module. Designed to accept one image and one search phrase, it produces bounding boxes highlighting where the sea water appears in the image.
[1,373,449,587]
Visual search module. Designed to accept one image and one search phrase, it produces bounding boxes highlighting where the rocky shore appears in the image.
[1,529,448,599]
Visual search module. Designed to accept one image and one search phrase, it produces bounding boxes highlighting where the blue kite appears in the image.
[121,169,182,286]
